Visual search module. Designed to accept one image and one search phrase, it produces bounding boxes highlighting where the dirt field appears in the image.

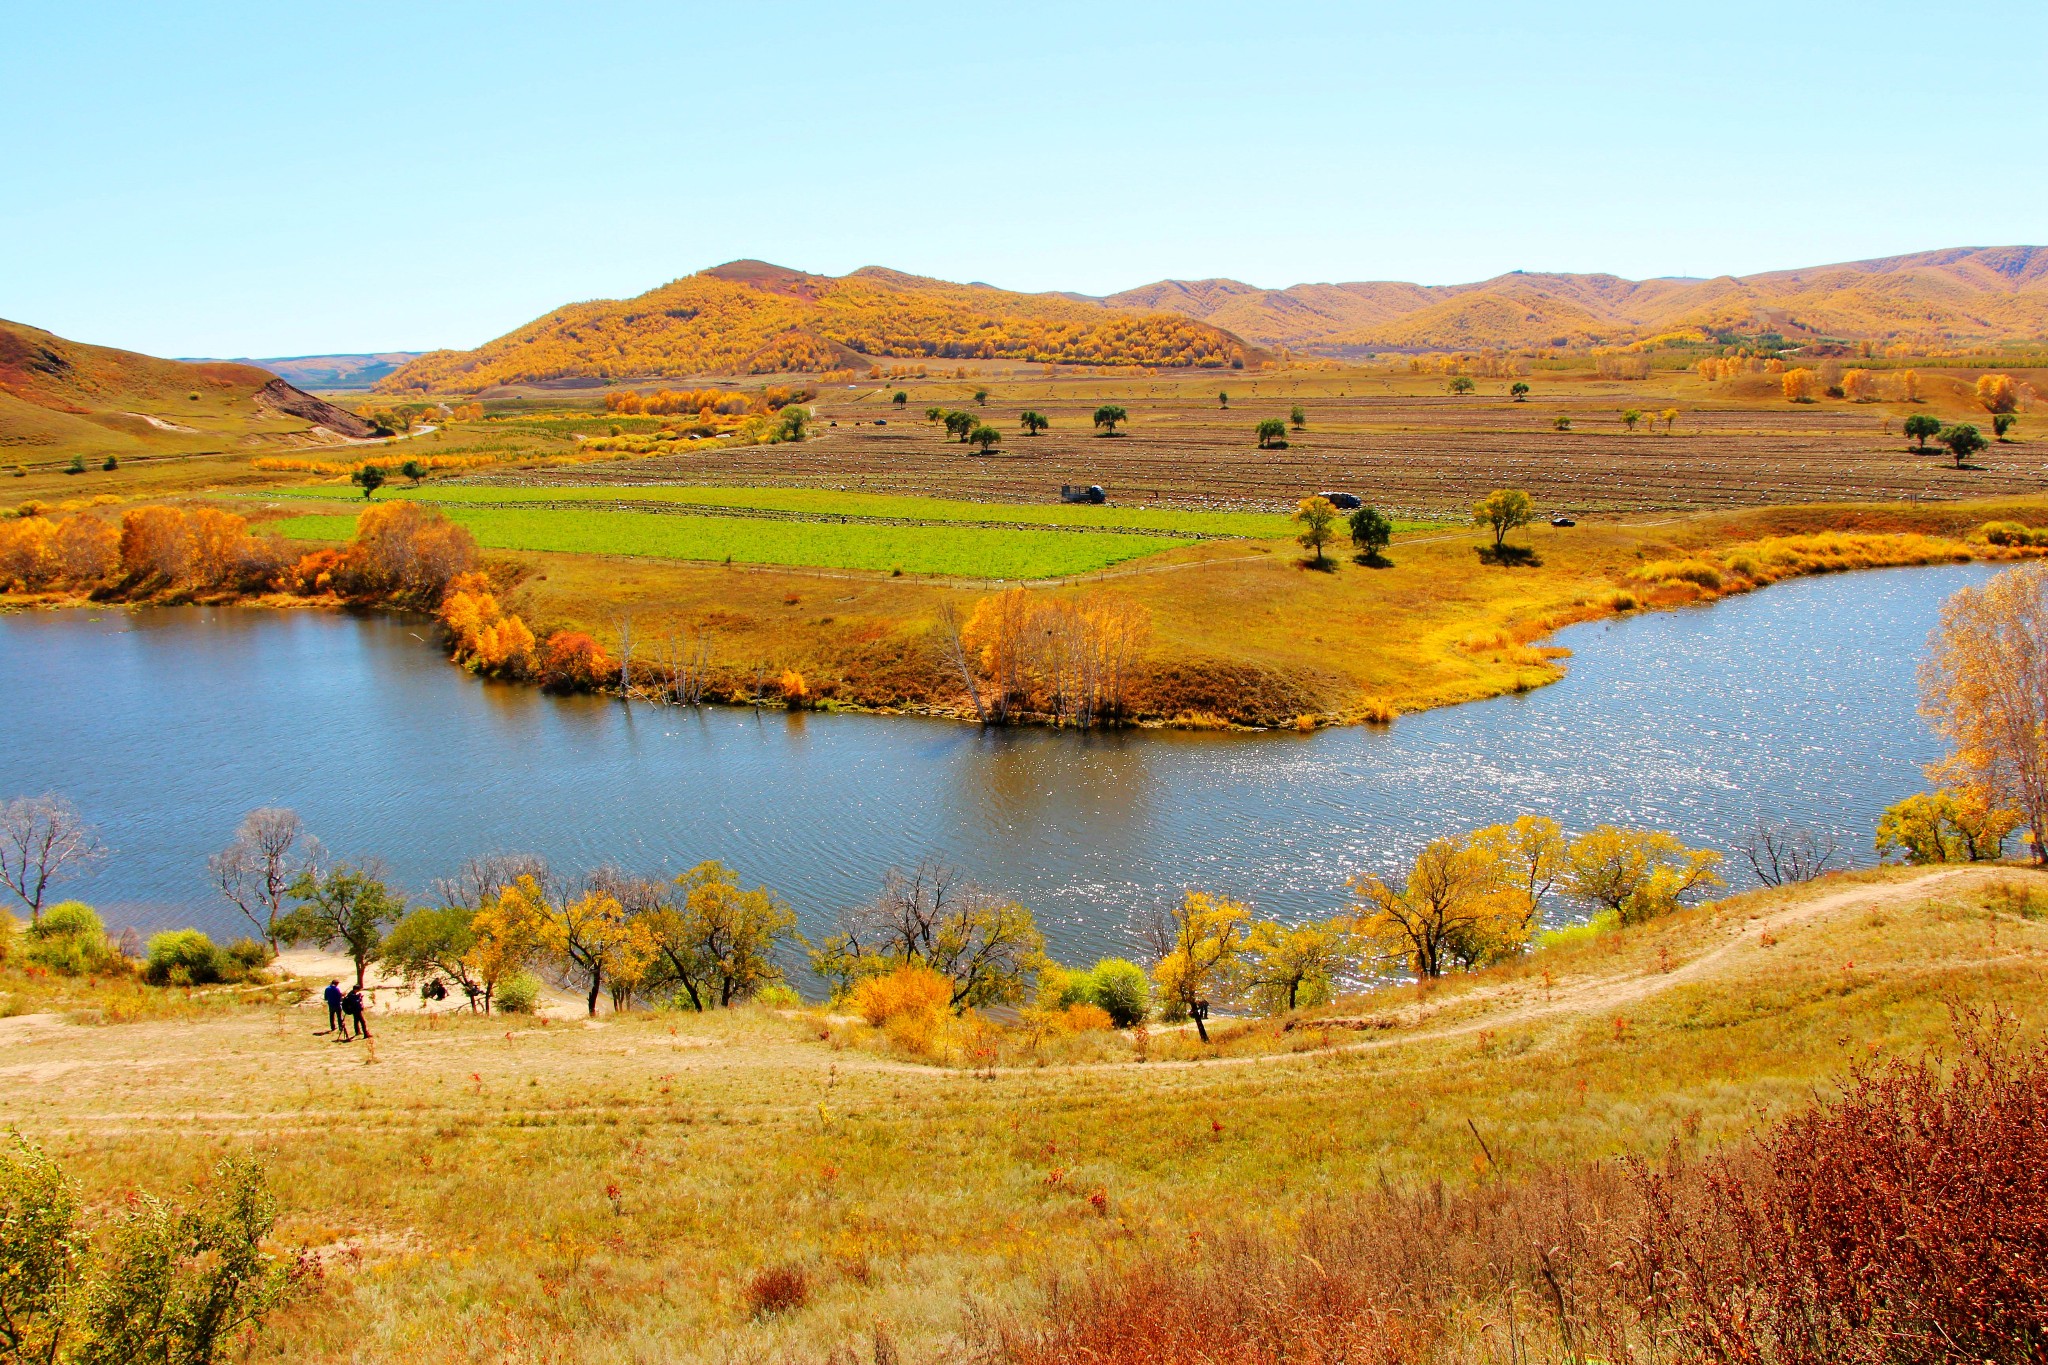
[515,368,2048,517]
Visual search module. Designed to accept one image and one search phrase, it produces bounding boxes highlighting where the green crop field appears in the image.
[263,483,1318,538]
[270,506,1196,578]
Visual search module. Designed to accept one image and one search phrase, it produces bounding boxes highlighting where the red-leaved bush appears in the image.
[1000,1013,2048,1365]
[1641,1012,2048,1363]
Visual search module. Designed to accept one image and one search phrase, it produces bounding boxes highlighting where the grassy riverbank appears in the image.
[3,864,2042,1362]
[11,489,2047,725]
[263,490,2048,723]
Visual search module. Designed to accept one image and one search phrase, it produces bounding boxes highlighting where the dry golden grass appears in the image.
[3,864,2043,1362]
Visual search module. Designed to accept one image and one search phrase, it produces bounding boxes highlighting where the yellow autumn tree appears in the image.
[1781,368,1818,402]
[1562,827,1723,925]
[1977,374,2021,415]
[497,876,655,1016]
[465,878,548,1013]
[1349,833,1527,979]
[1148,891,1252,1041]
[1920,561,2048,861]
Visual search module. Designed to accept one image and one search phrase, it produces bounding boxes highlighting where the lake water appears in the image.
[0,563,1991,971]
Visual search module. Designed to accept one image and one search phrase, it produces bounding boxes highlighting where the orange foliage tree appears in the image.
[538,631,611,692]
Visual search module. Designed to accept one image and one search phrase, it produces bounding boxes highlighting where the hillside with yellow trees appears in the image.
[377,261,1255,393]
[1103,244,2048,353]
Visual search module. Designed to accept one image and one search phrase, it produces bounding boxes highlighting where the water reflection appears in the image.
[0,562,1994,967]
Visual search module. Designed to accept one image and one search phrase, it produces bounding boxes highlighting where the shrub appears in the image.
[496,970,543,1014]
[143,929,229,986]
[1037,964,1090,1012]
[0,1136,297,1361]
[1083,958,1151,1027]
[1641,1016,2048,1362]
[226,937,273,974]
[1980,520,2048,547]
[1533,909,1619,951]
[1060,1002,1115,1033]
[0,910,16,964]
[1631,557,1723,590]
[744,1264,810,1317]
[754,982,802,1010]
[849,963,952,1025]
[538,631,609,692]
[25,901,115,976]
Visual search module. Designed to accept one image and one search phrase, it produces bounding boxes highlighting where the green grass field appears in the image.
[264,483,1322,538]
[272,506,1196,578]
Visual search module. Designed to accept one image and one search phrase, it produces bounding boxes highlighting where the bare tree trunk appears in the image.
[938,601,988,724]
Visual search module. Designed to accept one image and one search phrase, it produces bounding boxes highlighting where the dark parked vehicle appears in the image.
[1318,491,1362,510]
[1551,515,1576,527]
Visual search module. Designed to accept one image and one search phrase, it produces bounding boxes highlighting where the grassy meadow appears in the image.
[269,506,1197,579]
[4,864,2044,1362]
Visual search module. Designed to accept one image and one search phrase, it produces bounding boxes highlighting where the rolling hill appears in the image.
[1102,245,2048,353]
[375,260,1257,394]
[0,319,377,461]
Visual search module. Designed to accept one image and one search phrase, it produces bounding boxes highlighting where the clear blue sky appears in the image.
[4,0,2043,357]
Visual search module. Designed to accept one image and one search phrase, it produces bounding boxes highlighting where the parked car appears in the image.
[1060,484,1108,504]
[1318,491,1362,510]
[1550,515,1576,527]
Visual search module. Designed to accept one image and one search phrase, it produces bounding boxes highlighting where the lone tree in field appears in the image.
[973,388,989,406]
[943,410,976,442]
[1904,413,1942,450]
[1553,415,1572,432]
[1620,408,1642,432]
[400,459,427,485]
[1473,488,1535,551]
[1941,423,1988,469]
[0,794,103,924]
[924,405,943,422]
[1217,391,1229,409]
[1349,504,1393,562]
[968,424,1002,454]
[1256,418,1289,450]
[1994,414,2020,441]
[1509,382,1531,401]
[1019,410,1049,436]
[1092,405,1128,435]
[1448,376,1476,396]
[1290,404,1306,430]
[1922,560,2048,861]
[892,390,908,407]
[352,464,386,499]
[1292,495,1340,566]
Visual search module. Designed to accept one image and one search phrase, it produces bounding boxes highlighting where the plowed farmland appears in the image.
[519,371,2048,517]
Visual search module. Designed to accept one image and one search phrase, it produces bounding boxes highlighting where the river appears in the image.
[0,562,1991,968]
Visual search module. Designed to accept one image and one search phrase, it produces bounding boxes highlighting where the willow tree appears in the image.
[1921,561,2048,861]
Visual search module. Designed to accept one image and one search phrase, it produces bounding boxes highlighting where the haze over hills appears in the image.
[1101,245,2048,353]
[0,318,375,459]
[189,352,426,391]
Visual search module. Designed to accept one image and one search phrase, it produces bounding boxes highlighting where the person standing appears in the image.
[323,979,344,1034]
[343,984,369,1040]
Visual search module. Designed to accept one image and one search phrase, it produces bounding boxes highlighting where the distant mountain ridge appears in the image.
[1096,246,2048,353]
[190,352,426,390]
[372,246,2048,393]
